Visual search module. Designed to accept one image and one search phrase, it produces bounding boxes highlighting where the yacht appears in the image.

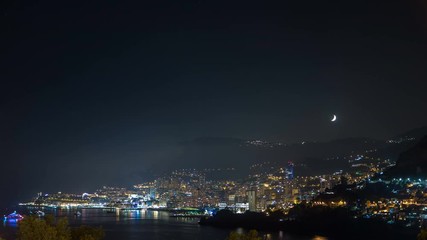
[4,211,24,222]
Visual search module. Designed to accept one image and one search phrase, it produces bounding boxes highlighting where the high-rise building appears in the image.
[246,189,257,212]
[320,177,330,192]
[286,161,294,180]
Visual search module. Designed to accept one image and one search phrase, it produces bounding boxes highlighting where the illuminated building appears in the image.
[286,161,294,180]
[246,189,257,212]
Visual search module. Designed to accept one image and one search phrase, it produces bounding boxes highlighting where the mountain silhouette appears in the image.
[386,135,427,177]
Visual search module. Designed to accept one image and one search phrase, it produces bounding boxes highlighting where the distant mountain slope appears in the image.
[174,127,426,177]
[386,135,427,177]
[391,126,427,141]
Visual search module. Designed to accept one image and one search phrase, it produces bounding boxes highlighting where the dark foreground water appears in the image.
[1,208,326,240]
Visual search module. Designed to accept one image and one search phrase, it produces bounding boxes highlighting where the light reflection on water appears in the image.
[312,236,328,240]
[1,209,326,240]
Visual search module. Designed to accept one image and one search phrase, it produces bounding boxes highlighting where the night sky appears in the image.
[1,0,427,207]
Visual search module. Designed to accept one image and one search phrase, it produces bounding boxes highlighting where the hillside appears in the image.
[386,136,427,177]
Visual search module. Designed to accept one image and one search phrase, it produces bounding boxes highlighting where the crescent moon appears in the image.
[331,115,337,122]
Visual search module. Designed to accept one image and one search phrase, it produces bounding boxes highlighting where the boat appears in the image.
[36,211,45,217]
[169,209,210,218]
[3,211,24,222]
[106,209,116,214]
[170,213,209,218]
[120,208,143,211]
